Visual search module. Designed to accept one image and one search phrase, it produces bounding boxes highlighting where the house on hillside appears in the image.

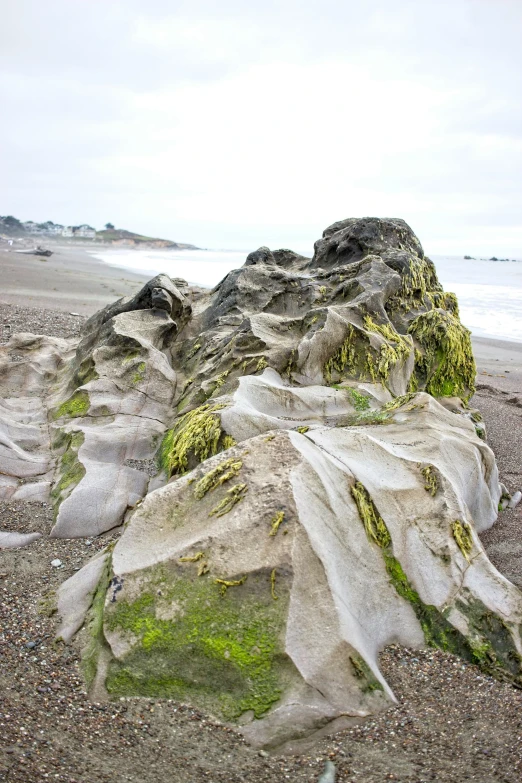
[62,226,74,237]
[72,224,96,239]
[46,224,64,235]
[23,221,45,234]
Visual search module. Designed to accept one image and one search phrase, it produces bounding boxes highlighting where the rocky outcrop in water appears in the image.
[1,217,520,750]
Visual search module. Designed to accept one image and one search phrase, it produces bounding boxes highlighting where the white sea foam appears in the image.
[88,249,522,343]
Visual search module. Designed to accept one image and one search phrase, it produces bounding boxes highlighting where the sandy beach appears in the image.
[1,246,521,782]
[0,245,149,315]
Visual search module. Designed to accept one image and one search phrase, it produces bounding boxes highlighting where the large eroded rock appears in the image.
[1,217,521,747]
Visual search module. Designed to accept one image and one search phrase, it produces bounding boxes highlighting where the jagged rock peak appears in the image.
[311,216,425,269]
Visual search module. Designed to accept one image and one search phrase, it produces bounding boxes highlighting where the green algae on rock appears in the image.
[51,389,90,420]
[104,568,289,720]
[50,430,86,515]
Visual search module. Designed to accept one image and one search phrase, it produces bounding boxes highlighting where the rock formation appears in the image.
[1,217,521,750]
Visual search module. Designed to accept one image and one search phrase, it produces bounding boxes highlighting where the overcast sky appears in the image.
[1,0,521,256]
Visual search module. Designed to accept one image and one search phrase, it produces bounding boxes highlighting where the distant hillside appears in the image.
[94,228,198,249]
[0,215,198,249]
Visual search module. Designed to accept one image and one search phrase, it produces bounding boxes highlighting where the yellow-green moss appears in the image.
[296,426,309,434]
[104,569,290,719]
[350,481,391,548]
[187,341,202,359]
[349,655,384,693]
[209,483,248,517]
[452,519,473,561]
[408,309,476,401]
[81,554,112,688]
[194,458,243,499]
[52,390,90,420]
[222,435,237,451]
[256,357,268,372]
[132,361,146,384]
[270,569,278,600]
[215,575,247,596]
[383,392,418,412]
[208,370,230,397]
[179,552,205,563]
[283,349,297,380]
[421,466,438,496]
[363,315,412,381]
[345,387,371,411]
[39,590,57,618]
[427,290,460,317]
[390,257,443,309]
[74,357,99,386]
[324,326,357,384]
[158,403,232,477]
[269,511,285,537]
[50,431,86,514]
[407,370,419,392]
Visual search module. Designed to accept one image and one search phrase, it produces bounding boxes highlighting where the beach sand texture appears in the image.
[0,246,521,782]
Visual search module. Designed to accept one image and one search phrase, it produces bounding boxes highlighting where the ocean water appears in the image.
[90,248,522,343]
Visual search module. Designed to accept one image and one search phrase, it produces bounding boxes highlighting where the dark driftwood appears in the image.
[15,247,53,257]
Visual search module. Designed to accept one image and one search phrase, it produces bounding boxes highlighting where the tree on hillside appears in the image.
[105,222,115,230]
[0,215,25,234]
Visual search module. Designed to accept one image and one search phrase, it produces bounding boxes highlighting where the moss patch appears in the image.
[82,554,112,689]
[158,404,235,477]
[344,387,371,411]
[131,361,146,384]
[350,655,384,693]
[104,568,290,720]
[50,431,86,514]
[52,390,90,420]
[74,357,99,386]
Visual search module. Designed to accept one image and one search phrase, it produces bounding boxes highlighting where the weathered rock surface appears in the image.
[1,217,521,749]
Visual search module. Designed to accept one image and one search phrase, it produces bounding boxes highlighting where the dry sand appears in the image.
[0,248,521,782]
[0,246,149,315]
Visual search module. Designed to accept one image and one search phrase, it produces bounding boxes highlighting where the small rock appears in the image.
[508,491,521,509]
[51,559,62,568]
[318,760,336,783]
[25,641,36,649]
[69,312,80,316]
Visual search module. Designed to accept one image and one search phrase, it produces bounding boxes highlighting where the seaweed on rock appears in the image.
[159,403,236,477]
[408,309,476,400]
